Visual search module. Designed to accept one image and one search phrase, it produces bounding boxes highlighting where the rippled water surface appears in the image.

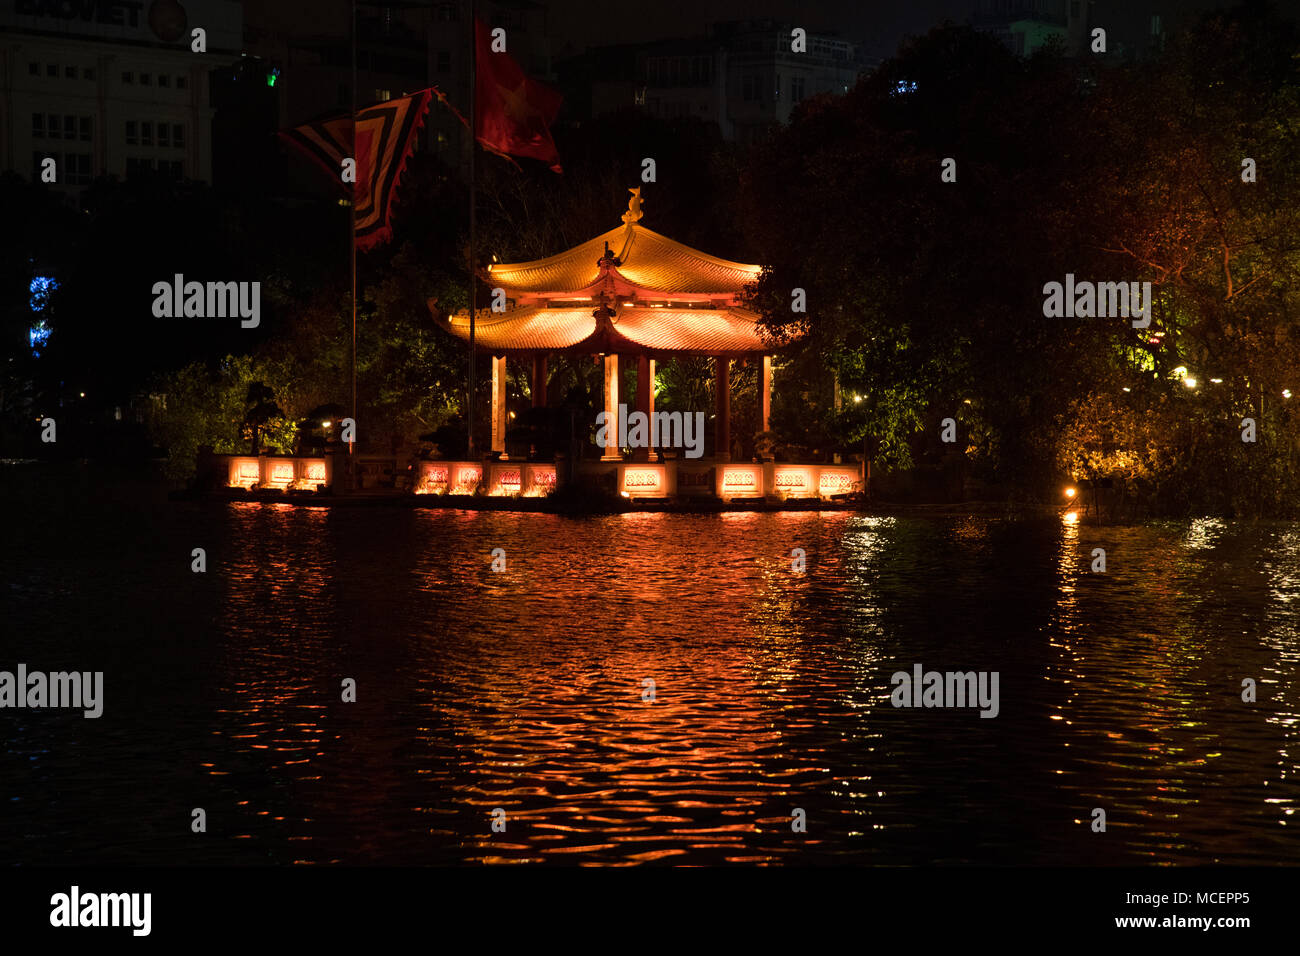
[4,465,1299,865]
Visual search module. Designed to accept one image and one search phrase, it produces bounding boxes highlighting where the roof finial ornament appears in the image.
[621,186,644,225]
[597,240,621,270]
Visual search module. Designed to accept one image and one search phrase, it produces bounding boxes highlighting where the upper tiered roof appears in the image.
[434,188,788,356]
[486,222,761,304]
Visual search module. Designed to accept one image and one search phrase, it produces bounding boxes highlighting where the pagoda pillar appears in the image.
[647,358,656,460]
[531,355,547,408]
[714,357,730,462]
[761,355,772,437]
[635,355,653,462]
[491,354,507,457]
[602,353,621,461]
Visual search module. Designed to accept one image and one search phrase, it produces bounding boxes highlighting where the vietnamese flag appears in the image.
[475,19,562,173]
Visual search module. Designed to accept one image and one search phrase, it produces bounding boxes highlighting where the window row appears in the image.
[740,74,808,103]
[32,152,93,186]
[126,157,185,180]
[33,114,92,142]
[125,122,186,148]
[29,63,95,81]
[645,55,716,88]
[120,71,187,90]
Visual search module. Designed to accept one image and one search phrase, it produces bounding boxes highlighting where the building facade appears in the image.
[0,0,242,193]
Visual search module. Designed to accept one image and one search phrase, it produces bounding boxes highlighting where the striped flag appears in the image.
[279,88,444,251]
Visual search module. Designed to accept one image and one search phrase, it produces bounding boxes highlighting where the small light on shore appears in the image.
[1285,390,1293,399]
[322,420,332,428]
[1065,487,1077,499]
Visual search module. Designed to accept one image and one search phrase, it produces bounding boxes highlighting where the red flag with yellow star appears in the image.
[475,18,562,173]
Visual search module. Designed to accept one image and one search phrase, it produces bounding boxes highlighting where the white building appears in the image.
[0,0,241,193]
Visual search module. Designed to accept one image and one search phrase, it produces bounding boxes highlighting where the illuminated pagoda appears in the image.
[431,189,862,502]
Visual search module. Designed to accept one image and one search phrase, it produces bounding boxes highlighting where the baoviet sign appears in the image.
[4,0,239,47]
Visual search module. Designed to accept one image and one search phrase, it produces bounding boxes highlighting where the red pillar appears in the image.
[602,353,621,461]
[714,356,730,461]
[531,355,547,408]
[761,355,772,437]
[491,354,507,457]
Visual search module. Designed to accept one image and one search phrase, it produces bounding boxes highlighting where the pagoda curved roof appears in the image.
[435,304,779,357]
[485,223,761,298]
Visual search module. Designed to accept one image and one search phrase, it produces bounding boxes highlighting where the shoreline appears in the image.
[170,486,1068,518]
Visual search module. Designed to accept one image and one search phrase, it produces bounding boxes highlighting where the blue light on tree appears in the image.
[29,276,57,357]
[30,320,51,357]
[30,276,58,312]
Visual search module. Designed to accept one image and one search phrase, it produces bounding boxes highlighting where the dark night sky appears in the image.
[544,0,1300,61]
[546,0,978,60]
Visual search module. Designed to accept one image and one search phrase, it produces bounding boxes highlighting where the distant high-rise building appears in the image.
[972,0,1069,56]
[559,19,873,145]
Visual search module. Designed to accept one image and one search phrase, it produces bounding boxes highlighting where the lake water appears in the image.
[3,463,1298,865]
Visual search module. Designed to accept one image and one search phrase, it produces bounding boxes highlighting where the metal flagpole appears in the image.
[466,0,477,460]
[350,0,359,478]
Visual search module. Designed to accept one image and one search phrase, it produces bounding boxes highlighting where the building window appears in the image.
[436,50,451,72]
[46,64,57,78]
[125,121,138,145]
[173,124,185,148]
[65,66,76,79]
[791,76,805,102]
[167,160,183,179]
[64,115,75,139]
[122,71,133,84]
[176,75,187,89]
[158,124,170,147]
[79,117,92,142]
[83,67,95,81]
[67,153,92,186]
[47,114,60,139]
[374,89,392,102]
[32,113,44,138]
[140,73,151,86]
[29,62,39,76]
[141,122,153,146]
[158,74,170,88]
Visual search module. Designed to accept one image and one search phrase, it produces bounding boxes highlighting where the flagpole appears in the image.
[349,0,358,478]
[466,0,477,460]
